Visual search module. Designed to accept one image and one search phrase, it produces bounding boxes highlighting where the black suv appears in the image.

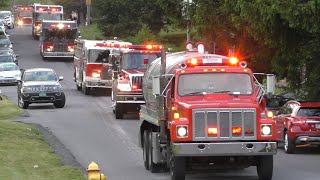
[17,68,66,109]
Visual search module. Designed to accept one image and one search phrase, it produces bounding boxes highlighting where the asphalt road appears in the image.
[1,26,319,180]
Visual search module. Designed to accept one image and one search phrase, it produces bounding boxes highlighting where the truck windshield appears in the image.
[18,12,32,17]
[43,29,77,42]
[35,13,61,21]
[178,73,253,96]
[122,53,159,69]
[88,49,110,63]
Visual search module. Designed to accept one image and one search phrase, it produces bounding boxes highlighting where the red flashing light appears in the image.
[229,57,238,65]
[232,127,242,135]
[208,127,218,136]
[95,42,130,48]
[128,45,162,50]
[132,84,138,90]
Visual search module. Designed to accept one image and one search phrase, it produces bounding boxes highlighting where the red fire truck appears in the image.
[73,39,132,95]
[138,43,277,180]
[111,45,162,119]
[40,20,78,60]
[14,5,33,26]
[32,4,63,39]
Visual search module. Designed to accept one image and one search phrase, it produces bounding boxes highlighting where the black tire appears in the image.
[143,130,150,170]
[284,131,296,154]
[148,130,160,173]
[170,156,186,180]
[76,83,81,91]
[18,95,29,109]
[82,83,90,95]
[257,156,273,180]
[115,103,123,119]
[54,93,66,108]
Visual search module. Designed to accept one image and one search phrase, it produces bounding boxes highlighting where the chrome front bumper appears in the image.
[172,142,277,156]
[85,79,112,88]
[116,94,145,104]
[43,52,74,58]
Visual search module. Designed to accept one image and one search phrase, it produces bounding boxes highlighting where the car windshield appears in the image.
[121,53,159,69]
[297,108,320,117]
[35,13,61,21]
[23,71,57,81]
[0,63,18,71]
[43,29,77,42]
[0,38,10,44]
[0,55,13,63]
[88,49,110,63]
[178,73,253,96]
[0,13,11,19]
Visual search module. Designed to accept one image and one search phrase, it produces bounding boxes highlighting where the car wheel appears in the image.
[115,103,123,119]
[170,155,186,180]
[284,131,296,154]
[143,130,150,170]
[54,93,66,108]
[18,95,29,109]
[257,155,273,180]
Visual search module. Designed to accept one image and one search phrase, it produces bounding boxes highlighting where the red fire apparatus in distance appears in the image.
[14,5,33,26]
[32,4,63,39]
[138,43,277,180]
[40,20,78,60]
[111,45,162,119]
[73,39,132,95]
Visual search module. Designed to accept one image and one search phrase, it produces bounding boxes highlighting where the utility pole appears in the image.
[86,0,91,25]
[185,0,191,42]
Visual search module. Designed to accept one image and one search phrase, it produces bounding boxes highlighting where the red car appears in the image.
[274,100,320,153]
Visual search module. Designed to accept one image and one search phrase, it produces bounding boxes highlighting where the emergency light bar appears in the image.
[128,45,162,50]
[185,42,206,54]
[181,56,247,68]
[17,7,33,11]
[95,42,131,48]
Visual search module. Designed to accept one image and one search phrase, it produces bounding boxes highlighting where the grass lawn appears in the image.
[0,96,85,180]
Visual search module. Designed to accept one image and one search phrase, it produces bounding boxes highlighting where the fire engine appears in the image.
[14,5,33,26]
[111,44,162,119]
[73,39,132,95]
[40,20,78,60]
[138,43,277,180]
[32,4,63,39]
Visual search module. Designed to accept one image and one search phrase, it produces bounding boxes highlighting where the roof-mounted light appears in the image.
[185,41,194,51]
[196,42,205,54]
[128,45,162,50]
[229,56,238,65]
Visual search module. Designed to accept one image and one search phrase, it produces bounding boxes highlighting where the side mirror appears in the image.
[58,76,64,81]
[11,41,14,44]
[267,74,275,94]
[15,54,19,57]
[152,76,160,95]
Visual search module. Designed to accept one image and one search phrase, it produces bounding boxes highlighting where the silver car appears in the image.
[0,62,21,84]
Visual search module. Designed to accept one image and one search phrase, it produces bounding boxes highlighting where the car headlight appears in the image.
[176,125,188,138]
[15,74,20,77]
[9,44,12,48]
[21,87,32,93]
[117,83,131,91]
[261,124,272,136]
[53,85,62,91]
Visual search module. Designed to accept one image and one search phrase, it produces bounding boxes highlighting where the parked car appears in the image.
[17,68,66,109]
[0,37,13,48]
[0,48,18,57]
[274,100,320,153]
[0,11,14,29]
[0,62,21,84]
[0,54,18,65]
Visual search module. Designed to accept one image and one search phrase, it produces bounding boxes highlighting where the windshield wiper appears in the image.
[212,90,231,94]
[183,91,207,96]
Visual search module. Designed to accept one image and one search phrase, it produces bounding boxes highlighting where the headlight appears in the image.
[18,20,23,26]
[176,125,188,138]
[261,124,272,136]
[53,85,62,91]
[9,44,12,48]
[92,72,100,78]
[117,83,131,91]
[21,87,32,93]
[15,74,20,77]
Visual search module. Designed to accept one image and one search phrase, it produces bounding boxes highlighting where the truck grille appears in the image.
[192,108,256,141]
[131,76,143,89]
[54,43,67,52]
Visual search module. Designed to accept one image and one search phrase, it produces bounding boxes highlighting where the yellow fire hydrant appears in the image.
[87,161,107,180]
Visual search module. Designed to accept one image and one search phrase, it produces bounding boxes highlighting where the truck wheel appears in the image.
[18,95,29,109]
[115,103,123,119]
[143,130,150,170]
[257,155,273,180]
[148,130,160,173]
[284,131,296,154]
[82,84,90,95]
[170,156,186,180]
[54,94,66,108]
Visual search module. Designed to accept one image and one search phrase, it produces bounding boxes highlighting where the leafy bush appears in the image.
[79,24,105,40]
